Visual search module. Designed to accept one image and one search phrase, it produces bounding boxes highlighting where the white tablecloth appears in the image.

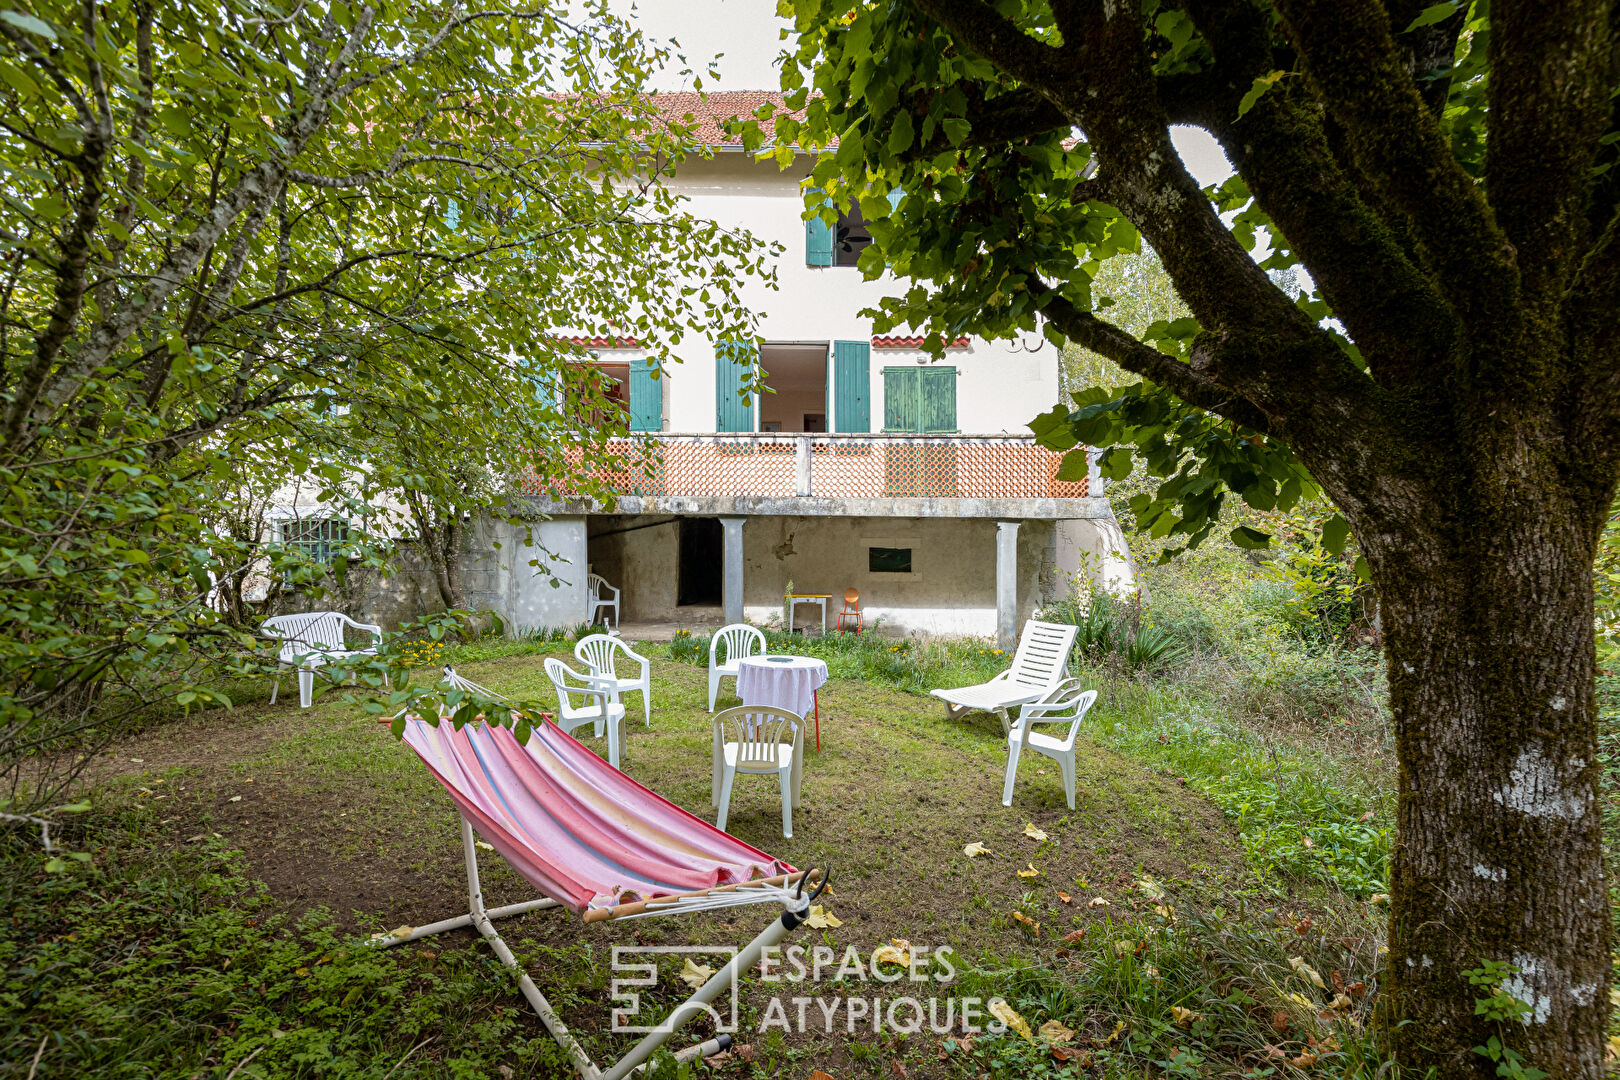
[736,655,828,718]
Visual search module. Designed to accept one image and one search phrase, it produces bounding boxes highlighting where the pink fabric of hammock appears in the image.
[402,714,794,915]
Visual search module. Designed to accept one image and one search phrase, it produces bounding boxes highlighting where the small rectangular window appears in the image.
[282,517,348,564]
[869,546,912,574]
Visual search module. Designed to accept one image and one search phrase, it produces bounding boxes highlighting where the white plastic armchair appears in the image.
[707,623,766,712]
[543,657,627,768]
[262,611,384,709]
[1001,679,1099,810]
[711,705,803,838]
[574,633,652,727]
[930,620,1079,734]
[587,573,620,628]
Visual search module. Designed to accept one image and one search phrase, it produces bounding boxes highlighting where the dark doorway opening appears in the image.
[678,518,723,606]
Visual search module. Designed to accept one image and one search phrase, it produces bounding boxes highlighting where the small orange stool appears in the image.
[835,587,862,633]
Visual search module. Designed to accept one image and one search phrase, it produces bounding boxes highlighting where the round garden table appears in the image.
[736,654,829,751]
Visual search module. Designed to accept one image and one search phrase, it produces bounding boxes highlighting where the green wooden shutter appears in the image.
[883,367,918,432]
[628,357,660,432]
[715,341,754,432]
[920,366,957,432]
[833,340,870,432]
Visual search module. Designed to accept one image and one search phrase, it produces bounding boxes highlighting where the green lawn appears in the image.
[1,644,1387,1079]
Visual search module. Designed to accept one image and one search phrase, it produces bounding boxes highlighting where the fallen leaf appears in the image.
[1063,928,1089,944]
[1138,877,1167,900]
[809,1071,836,1080]
[1294,915,1314,934]
[1088,896,1110,907]
[1368,893,1390,906]
[1263,1043,1287,1060]
[475,841,495,852]
[1170,1006,1203,1028]
[963,841,992,858]
[735,1045,754,1063]
[1102,1019,1125,1045]
[1289,992,1315,1009]
[988,998,1035,1042]
[679,958,715,989]
[1017,863,1041,879]
[1050,1046,1082,1063]
[1271,1011,1292,1035]
[185,834,205,843]
[228,796,242,803]
[804,905,843,929]
[1039,1019,1076,1043]
[1154,904,1176,921]
[1057,891,1072,904]
[704,1050,731,1068]
[1292,1051,1318,1068]
[1328,993,1353,1011]
[1144,964,1160,979]
[1358,809,1375,822]
[1289,957,1327,988]
[1023,822,1048,842]
[1346,981,1367,999]
[1114,940,1132,957]
[1011,911,1040,932]
[1301,835,1315,849]
[873,939,911,967]
[889,1060,906,1079]
[295,967,310,977]
[1330,969,1346,991]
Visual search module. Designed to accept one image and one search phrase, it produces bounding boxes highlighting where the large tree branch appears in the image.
[1486,0,1614,298]
[1567,208,1620,486]
[905,0,1069,90]
[1272,0,1518,331]
[1174,0,1456,390]
[900,87,1070,160]
[1038,289,1274,436]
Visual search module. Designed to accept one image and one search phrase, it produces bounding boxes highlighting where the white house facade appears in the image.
[464,93,1134,645]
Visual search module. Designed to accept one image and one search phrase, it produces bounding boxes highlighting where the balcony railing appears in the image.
[525,434,1092,501]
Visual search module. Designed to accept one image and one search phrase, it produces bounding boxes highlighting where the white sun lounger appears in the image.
[930,620,1079,734]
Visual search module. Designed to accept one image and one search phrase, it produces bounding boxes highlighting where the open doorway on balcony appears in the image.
[758,344,827,433]
[678,517,723,606]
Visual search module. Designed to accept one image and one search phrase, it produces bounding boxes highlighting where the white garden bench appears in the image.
[930,619,1080,734]
[262,611,384,708]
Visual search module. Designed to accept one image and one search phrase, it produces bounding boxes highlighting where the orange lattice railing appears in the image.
[523,435,1091,501]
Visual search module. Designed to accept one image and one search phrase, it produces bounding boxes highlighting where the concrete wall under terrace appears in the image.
[734,515,1056,638]
[461,515,589,633]
[585,515,683,622]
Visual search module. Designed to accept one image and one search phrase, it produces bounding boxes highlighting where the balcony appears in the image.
[522,434,1107,520]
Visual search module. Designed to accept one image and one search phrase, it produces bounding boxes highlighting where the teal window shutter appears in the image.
[920,366,957,432]
[806,215,833,266]
[805,187,833,266]
[715,341,754,432]
[628,357,660,432]
[883,367,918,432]
[833,340,871,433]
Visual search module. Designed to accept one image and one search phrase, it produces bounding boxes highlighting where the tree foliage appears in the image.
[0,1,770,818]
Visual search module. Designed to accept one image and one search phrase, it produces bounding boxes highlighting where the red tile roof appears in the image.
[871,336,971,349]
[649,91,806,148]
[564,336,640,348]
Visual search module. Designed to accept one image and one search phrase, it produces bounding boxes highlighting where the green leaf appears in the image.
[1405,1,1460,31]
[1237,71,1286,118]
[0,10,56,39]
[1230,525,1272,550]
[1321,514,1351,556]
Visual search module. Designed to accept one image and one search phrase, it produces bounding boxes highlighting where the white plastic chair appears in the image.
[1001,679,1099,810]
[711,705,803,839]
[262,611,383,708]
[587,573,620,628]
[574,633,652,727]
[707,623,766,712]
[931,620,1080,734]
[543,657,627,768]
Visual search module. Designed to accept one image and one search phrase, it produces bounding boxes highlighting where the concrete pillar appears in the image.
[720,516,746,625]
[996,520,1021,650]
